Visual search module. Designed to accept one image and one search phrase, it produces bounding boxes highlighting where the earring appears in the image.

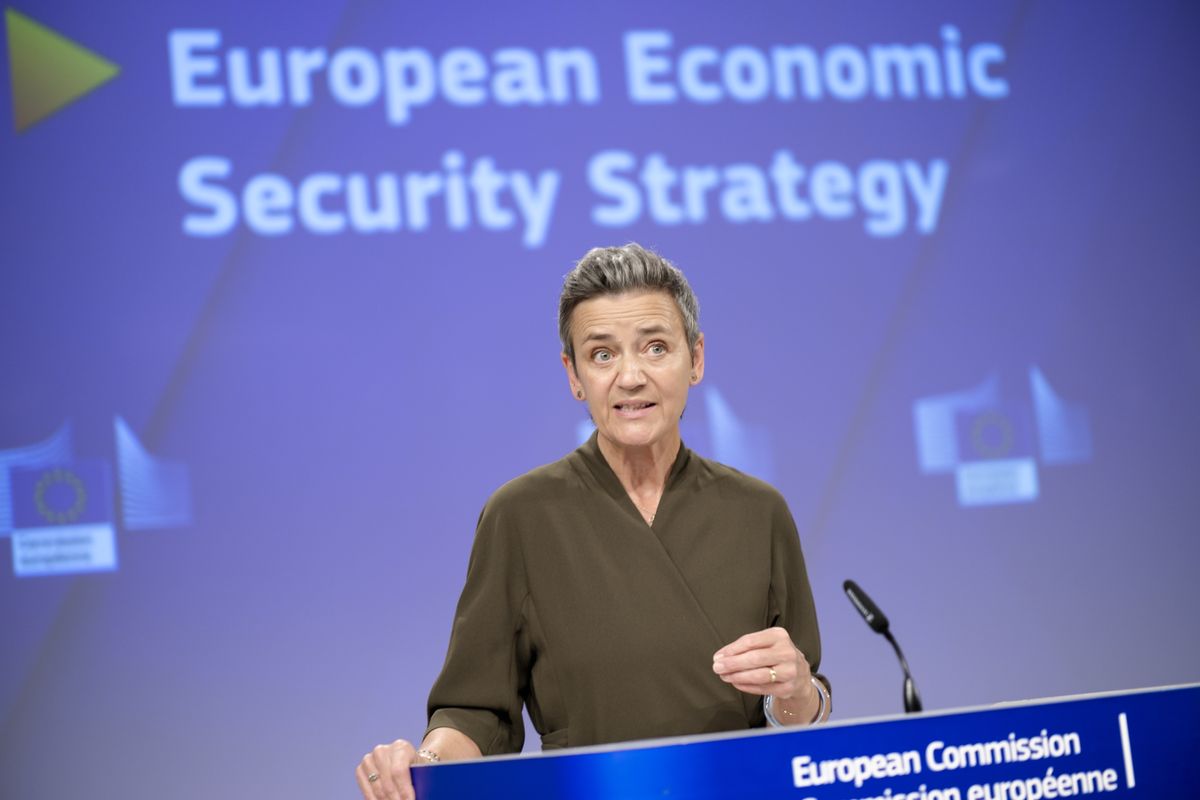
[576,390,584,399]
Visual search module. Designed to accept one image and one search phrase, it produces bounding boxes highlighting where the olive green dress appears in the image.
[424,432,824,754]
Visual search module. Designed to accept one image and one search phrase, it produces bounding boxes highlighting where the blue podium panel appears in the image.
[413,684,1200,799]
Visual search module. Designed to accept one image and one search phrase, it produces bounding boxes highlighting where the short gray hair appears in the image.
[558,243,701,366]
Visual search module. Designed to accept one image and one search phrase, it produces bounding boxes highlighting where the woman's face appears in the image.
[563,289,704,453]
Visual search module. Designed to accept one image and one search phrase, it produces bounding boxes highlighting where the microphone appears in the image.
[844,579,923,713]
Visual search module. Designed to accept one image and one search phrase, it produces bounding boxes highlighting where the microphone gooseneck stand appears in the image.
[844,579,923,713]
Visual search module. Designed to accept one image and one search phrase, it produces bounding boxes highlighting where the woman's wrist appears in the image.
[764,676,828,726]
[415,749,441,765]
[420,726,483,763]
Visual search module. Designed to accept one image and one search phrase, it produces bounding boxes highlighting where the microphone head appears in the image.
[843,579,890,634]
[904,675,923,713]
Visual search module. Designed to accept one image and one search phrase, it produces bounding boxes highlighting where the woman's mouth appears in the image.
[614,401,656,418]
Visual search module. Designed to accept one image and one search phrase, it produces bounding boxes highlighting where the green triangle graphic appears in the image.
[6,7,120,132]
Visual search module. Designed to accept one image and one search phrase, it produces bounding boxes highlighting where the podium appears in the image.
[413,683,1199,799]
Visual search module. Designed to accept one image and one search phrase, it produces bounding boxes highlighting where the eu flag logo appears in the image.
[10,460,117,576]
[1,417,193,577]
[913,366,1092,507]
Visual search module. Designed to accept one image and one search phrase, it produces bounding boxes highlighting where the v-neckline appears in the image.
[577,432,691,529]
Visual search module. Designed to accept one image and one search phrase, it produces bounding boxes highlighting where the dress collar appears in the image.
[576,431,692,518]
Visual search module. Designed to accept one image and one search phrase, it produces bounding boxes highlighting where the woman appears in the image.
[356,243,829,800]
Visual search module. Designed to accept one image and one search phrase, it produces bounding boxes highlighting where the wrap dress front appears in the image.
[425,432,824,754]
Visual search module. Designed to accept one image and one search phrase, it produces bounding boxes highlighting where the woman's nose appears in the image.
[616,357,646,387]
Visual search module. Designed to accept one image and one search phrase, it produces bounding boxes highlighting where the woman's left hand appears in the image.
[712,626,814,702]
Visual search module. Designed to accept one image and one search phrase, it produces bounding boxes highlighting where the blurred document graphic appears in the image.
[705,386,775,483]
[114,416,193,530]
[913,366,1091,507]
[10,460,117,577]
[0,418,192,577]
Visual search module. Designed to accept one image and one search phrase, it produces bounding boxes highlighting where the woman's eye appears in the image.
[593,350,611,363]
[649,343,666,355]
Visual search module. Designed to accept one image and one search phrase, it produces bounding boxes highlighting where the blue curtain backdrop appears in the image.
[2,2,1198,797]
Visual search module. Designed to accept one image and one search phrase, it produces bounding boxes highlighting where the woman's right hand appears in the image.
[356,739,420,800]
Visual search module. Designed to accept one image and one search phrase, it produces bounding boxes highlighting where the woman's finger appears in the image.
[724,676,801,701]
[357,753,391,800]
[713,641,797,676]
[731,681,781,696]
[718,661,797,685]
[382,740,418,800]
[714,626,790,658]
[713,648,774,674]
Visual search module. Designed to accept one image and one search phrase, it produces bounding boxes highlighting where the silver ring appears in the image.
[769,667,777,683]
[367,772,380,783]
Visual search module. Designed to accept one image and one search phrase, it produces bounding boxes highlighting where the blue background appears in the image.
[2,2,1198,798]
